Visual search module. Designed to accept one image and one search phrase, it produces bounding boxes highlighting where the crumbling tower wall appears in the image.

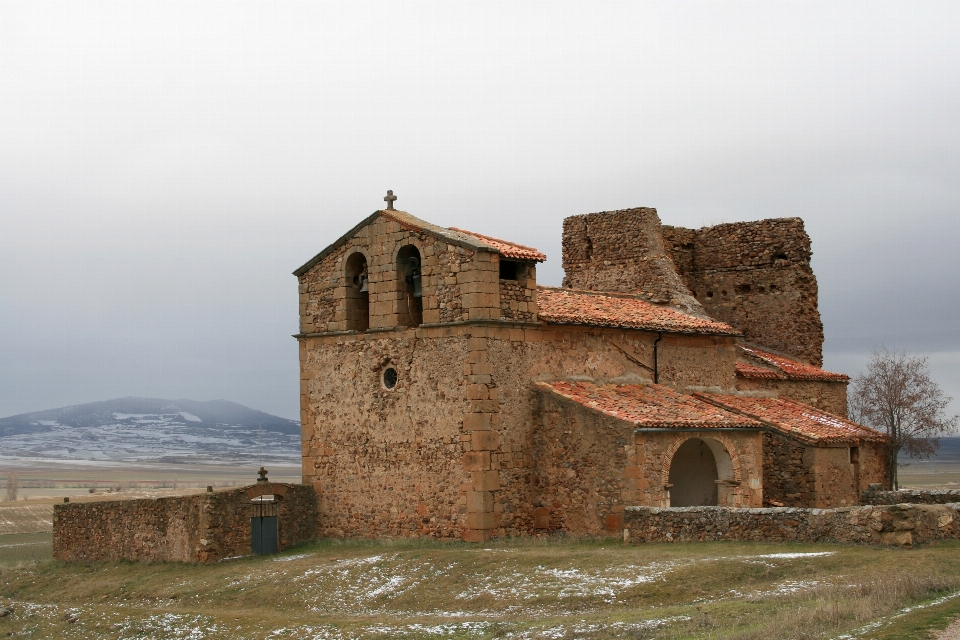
[561,209,824,366]
[662,218,824,366]
[561,208,705,317]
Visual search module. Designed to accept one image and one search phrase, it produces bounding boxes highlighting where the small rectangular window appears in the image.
[850,446,859,464]
[499,260,519,280]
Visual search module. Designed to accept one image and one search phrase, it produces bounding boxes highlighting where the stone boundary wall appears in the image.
[862,487,960,505]
[53,482,316,563]
[624,503,960,547]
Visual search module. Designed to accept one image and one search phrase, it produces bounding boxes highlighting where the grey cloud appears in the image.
[2,1,959,419]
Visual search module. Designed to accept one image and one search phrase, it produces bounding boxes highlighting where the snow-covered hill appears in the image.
[0,398,300,465]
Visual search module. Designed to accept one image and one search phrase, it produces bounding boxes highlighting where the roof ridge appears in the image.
[448,227,542,253]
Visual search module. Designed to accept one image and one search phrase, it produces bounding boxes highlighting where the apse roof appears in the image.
[535,380,885,445]
[535,381,761,430]
[737,345,849,381]
[695,393,886,444]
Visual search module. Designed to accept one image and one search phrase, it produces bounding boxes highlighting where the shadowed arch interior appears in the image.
[668,437,721,507]
[344,252,369,332]
[396,245,423,327]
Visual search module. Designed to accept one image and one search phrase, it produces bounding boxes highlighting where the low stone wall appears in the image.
[862,487,960,505]
[53,482,317,563]
[624,503,960,547]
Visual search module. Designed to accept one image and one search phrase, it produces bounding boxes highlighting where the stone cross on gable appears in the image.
[384,190,397,210]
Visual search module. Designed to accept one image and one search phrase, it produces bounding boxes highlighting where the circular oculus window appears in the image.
[382,367,398,389]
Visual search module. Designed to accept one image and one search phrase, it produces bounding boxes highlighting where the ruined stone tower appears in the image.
[562,209,824,366]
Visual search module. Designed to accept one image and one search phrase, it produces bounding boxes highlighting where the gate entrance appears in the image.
[251,495,278,555]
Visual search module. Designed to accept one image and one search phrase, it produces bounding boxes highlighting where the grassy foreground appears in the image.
[2,536,960,639]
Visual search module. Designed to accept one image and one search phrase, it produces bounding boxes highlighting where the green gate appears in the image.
[251,496,278,555]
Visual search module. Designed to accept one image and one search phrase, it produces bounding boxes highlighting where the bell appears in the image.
[407,256,423,299]
[412,272,422,298]
[358,274,368,293]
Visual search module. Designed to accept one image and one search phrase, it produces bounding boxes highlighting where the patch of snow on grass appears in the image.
[832,589,960,639]
[755,552,836,559]
[273,553,312,562]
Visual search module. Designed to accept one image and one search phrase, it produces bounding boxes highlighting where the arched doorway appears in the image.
[668,437,740,507]
[668,438,719,506]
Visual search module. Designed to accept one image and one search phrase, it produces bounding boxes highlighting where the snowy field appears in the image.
[0,412,299,466]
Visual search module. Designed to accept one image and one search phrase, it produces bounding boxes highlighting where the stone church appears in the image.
[294,197,889,542]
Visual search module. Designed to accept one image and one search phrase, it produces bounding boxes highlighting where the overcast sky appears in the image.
[2,1,958,421]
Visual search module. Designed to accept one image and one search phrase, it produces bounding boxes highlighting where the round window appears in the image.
[382,367,398,389]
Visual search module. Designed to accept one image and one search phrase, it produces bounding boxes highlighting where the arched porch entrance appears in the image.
[667,437,737,507]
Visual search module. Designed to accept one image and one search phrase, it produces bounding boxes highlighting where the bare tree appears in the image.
[4,473,17,502]
[850,349,959,490]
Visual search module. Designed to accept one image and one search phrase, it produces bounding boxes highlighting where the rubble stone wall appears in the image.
[498,262,538,323]
[858,442,892,494]
[624,503,960,547]
[862,488,960,505]
[531,387,764,536]
[762,431,816,507]
[53,482,316,563]
[809,445,861,508]
[300,330,472,540]
[561,208,704,316]
[663,219,824,366]
[300,322,739,541]
[762,434,890,509]
[736,377,848,417]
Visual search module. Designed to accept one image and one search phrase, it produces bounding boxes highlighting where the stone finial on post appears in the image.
[257,467,269,483]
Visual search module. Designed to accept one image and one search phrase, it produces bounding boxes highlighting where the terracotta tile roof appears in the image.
[735,361,783,379]
[738,345,849,381]
[696,393,887,444]
[536,381,762,429]
[536,287,740,336]
[448,228,546,262]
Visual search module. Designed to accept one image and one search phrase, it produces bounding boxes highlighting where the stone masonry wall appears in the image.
[301,321,740,541]
[624,503,960,547]
[531,388,764,536]
[862,487,959,505]
[762,431,816,507]
[301,331,471,540]
[53,482,316,563]
[736,377,848,417]
[663,219,825,366]
[498,262,537,323]
[561,208,705,317]
[859,442,892,493]
[762,433,888,509]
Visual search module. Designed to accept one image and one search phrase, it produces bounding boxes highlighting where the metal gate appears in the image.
[251,496,278,555]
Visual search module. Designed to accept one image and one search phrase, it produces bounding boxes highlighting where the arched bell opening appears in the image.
[344,252,370,332]
[396,245,423,327]
[667,437,735,507]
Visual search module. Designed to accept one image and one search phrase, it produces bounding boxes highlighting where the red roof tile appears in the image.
[735,361,783,379]
[448,228,546,262]
[696,393,886,444]
[536,381,762,429]
[738,345,849,381]
[537,287,740,336]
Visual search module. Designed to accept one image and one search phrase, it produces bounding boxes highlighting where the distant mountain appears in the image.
[904,435,960,462]
[0,397,300,437]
